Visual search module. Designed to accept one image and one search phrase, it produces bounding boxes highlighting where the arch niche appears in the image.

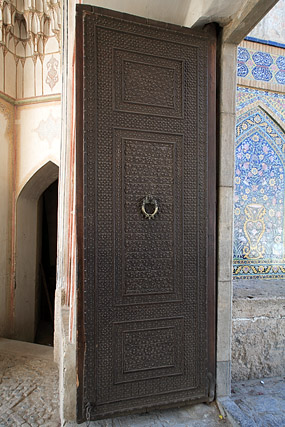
[233,106,285,280]
[14,161,59,342]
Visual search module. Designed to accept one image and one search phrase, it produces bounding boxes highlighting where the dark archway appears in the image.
[35,179,58,346]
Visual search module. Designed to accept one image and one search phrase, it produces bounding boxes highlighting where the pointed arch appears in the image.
[237,100,285,134]
[233,106,285,279]
[14,161,59,342]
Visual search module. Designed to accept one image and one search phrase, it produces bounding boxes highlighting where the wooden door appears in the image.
[76,5,216,422]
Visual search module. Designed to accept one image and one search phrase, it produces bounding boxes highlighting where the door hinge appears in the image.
[207,372,215,402]
[85,402,92,426]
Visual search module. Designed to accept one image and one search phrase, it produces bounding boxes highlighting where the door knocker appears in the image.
[141,195,159,220]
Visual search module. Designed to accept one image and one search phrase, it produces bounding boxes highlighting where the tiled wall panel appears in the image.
[234,57,285,279]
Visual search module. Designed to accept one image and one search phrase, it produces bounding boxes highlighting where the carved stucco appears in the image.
[0,96,14,136]
[0,0,61,58]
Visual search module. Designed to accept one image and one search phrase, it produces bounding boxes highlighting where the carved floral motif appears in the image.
[233,106,285,279]
[237,46,285,85]
[34,111,60,145]
[46,55,59,90]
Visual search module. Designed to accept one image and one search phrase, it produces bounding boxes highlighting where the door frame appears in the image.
[76,5,216,422]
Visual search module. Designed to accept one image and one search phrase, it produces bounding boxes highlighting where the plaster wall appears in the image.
[0,99,61,341]
[0,0,62,341]
[82,0,262,29]
[15,101,61,196]
[0,98,61,341]
[0,98,14,337]
[184,0,245,28]
[14,195,40,341]
[0,81,61,342]
[249,0,285,44]
[12,101,61,342]
[14,161,59,342]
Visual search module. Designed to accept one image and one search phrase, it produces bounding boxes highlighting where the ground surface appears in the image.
[0,338,230,427]
[220,376,285,427]
[1,338,284,426]
[0,339,60,427]
[66,403,229,427]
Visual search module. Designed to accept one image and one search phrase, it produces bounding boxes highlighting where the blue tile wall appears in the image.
[237,46,285,85]
[233,88,285,280]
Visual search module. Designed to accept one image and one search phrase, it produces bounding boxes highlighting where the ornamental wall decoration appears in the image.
[0,0,61,58]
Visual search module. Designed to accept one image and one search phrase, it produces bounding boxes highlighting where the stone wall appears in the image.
[232,280,285,380]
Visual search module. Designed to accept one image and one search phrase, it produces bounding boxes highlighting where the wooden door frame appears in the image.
[76,5,216,422]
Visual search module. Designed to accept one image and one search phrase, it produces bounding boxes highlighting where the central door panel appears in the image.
[76,6,216,422]
[114,129,183,305]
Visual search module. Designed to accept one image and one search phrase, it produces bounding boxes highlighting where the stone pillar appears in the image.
[216,42,237,397]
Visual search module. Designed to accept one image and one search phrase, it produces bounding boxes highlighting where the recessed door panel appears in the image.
[114,129,183,306]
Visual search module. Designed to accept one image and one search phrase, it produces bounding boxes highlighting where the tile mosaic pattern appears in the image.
[233,92,285,280]
[236,87,285,122]
[237,46,285,85]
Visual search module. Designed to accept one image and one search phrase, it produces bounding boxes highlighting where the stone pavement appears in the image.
[0,338,230,427]
[0,338,60,427]
[1,338,285,427]
[219,376,285,426]
[66,403,230,427]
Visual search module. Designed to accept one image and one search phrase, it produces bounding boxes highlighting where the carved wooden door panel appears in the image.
[76,5,216,422]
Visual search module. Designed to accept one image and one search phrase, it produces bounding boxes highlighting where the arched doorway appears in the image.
[35,179,58,345]
[14,161,59,343]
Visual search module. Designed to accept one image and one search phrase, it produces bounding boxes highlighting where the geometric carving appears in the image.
[113,318,184,385]
[114,129,184,305]
[79,6,215,420]
[114,49,184,117]
[124,328,175,371]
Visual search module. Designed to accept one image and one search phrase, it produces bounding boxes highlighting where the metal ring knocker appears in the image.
[141,195,159,220]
